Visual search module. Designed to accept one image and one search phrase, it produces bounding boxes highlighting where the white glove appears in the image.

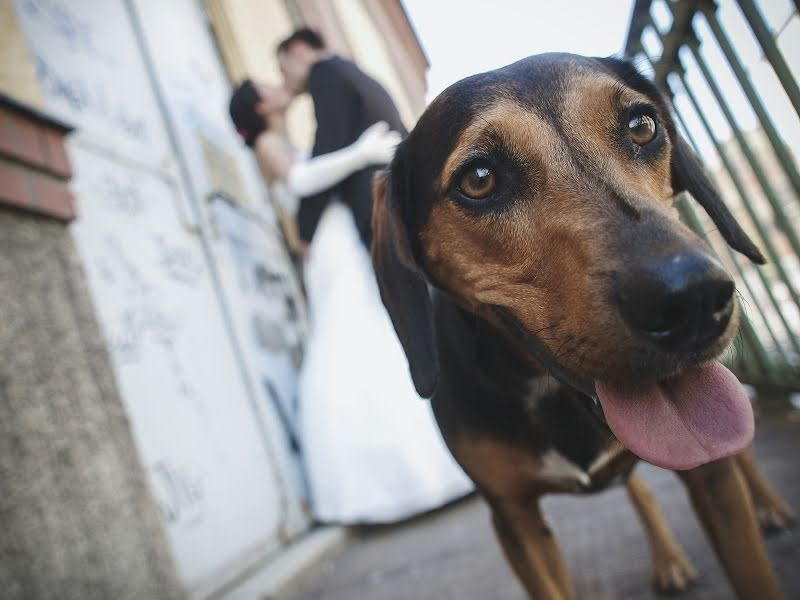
[351,121,402,166]
[286,121,401,199]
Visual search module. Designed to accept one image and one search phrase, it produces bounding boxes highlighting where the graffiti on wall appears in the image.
[17,0,311,583]
[16,0,168,156]
[151,459,206,527]
[210,195,307,460]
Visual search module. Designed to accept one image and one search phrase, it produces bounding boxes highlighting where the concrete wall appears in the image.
[0,208,184,599]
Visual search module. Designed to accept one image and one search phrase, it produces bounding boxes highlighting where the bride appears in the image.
[229,80,472,524]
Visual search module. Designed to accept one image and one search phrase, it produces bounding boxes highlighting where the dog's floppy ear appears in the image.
[372,153,439,398]
[670,132,766,264]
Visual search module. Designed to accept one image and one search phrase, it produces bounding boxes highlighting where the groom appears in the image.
[276,28,406,248]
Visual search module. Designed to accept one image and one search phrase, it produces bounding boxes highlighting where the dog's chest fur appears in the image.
[431,292,627,494]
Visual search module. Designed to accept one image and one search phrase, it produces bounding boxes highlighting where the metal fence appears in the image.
[625,0,800,391]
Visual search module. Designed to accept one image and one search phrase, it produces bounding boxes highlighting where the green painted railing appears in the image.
[625,0,800,390]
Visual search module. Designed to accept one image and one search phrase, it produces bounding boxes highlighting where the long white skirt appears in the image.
[298,203,473,524]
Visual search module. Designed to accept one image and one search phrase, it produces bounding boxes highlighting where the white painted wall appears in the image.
[15,0,309,592]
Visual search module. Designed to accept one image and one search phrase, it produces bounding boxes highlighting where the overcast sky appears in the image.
[401,0,800,168]
[402,0,634,101]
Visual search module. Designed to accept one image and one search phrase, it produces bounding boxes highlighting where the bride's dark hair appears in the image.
[229,79,266,147]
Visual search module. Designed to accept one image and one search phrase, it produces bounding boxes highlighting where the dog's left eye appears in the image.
[459,163,497,199]
[628,114,657,146]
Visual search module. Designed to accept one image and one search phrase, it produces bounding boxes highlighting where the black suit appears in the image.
[298,56,407,248]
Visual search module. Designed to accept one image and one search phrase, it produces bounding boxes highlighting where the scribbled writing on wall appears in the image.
[155,236,204,287]
[251,264,303,367]
[98,173,146,217]
[151,460,206,527]
[89,167,208,405]
[95,234,200,406]
[96,236,174,345]
[18,0,113,63]
[209,198,308,474]
[109,302,178,365]
[20,0,149,142]
[34,55,148,141]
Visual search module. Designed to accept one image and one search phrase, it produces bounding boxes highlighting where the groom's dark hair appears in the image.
[277,28,326,54]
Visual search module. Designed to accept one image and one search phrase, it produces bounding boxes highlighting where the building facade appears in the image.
[0,0,427,597]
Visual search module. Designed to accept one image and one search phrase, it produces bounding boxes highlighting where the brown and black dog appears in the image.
[371,54,794,599]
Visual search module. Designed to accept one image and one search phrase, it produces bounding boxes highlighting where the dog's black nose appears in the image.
[615,252,735,351]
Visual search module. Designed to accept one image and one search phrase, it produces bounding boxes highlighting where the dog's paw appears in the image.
[651,552,698,596]
[755,498,796,535]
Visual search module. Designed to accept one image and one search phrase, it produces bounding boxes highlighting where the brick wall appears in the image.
[0,93,75,221]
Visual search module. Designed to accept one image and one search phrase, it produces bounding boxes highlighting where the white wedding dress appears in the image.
[297,200,473,523]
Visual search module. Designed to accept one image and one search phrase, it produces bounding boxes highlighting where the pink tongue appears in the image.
[595,361,754,470]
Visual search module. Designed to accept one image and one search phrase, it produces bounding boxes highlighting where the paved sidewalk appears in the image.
[290,416,800,600]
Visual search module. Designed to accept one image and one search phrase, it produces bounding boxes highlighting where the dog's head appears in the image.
[373,54,763,470]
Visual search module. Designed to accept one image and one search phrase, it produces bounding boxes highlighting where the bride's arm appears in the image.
[255,121,400,198]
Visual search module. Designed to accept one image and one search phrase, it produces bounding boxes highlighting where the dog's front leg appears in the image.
[677,457,783,599]
[490,499,575,600]
[625,472,697,593]
[736,448,796,533]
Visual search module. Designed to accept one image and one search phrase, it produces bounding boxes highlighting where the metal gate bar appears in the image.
[625,0,800,389]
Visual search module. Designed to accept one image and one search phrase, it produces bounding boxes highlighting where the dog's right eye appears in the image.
[458,163,497,200]
[628,113,657,147]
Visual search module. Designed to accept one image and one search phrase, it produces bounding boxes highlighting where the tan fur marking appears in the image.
[561,69,675,204]
[677,458,783,598]
[449,433,545,500]
[439,98,562,192]
[449,432,602,498]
